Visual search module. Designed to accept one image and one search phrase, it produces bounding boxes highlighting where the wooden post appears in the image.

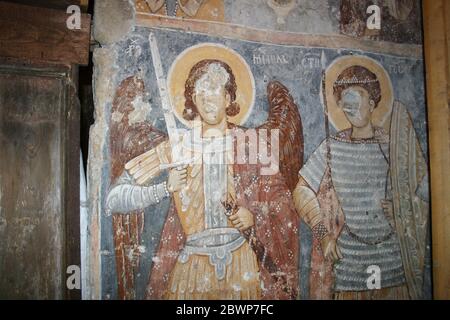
[0,1,90,299]
[423,0,450,300]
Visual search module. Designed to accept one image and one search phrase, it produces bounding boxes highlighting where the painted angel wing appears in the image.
[110,76,167,184]
[258,81,304,191]
[109,75,167,299]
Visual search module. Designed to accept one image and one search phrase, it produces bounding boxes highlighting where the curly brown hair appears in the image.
[333,65,382,109]
[183,59,240,121]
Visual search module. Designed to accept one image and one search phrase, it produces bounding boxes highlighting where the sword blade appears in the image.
[149,32,180,161]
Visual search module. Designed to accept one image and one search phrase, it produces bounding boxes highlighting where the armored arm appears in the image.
[105,171,170,215]
[293,176,328,240]
[105,141,173,215]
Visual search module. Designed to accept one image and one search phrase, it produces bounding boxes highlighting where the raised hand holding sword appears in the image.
[147,32,254,232]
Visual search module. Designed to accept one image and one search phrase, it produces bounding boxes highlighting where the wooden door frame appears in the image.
[0,58,80,299]
[0,1,90,299]
[423,0,450,300]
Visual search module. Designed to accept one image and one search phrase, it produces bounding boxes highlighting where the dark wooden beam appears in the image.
[0,1,91,65]
[2,0,89,12]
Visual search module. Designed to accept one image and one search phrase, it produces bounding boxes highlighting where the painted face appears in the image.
[339,87,375,128]
[193,64,231,125]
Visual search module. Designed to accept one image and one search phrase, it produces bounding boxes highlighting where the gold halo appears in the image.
[323,55,394,132]
[167,43,255,127]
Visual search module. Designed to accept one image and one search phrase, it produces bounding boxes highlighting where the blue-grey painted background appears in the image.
[99,26,430,299]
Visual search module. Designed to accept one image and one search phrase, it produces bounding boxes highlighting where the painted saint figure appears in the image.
[294,55,429,300]
[106,47,303,300]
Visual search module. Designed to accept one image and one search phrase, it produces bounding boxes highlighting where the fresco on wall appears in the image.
[136,0,225,21]
[106,40,303,299]
[295,55,429,300]
[340,0,422,44]
[90,0,430,300]
[135,0,338,33]
[135,0,422,43]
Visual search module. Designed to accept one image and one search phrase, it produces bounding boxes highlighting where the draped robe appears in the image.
[145,124,299,299]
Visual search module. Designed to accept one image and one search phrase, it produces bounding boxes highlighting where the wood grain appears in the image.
[2,0,87,11]
[0,64,68,299]
[423,0,450,300]
[0,1,91,65]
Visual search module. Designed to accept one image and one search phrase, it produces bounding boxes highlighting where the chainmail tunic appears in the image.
[300,137,406,291]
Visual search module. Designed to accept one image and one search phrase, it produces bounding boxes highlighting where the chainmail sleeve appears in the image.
[105,171,170,216]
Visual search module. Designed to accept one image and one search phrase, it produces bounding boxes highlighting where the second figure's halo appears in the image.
[323,55,394,132]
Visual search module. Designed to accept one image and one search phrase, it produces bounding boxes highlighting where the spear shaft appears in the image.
[321,51,332,161]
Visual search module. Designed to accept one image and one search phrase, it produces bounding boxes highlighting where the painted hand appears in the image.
[229,207,255,232]
[321,234,343,262]
[167,165,188,193]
